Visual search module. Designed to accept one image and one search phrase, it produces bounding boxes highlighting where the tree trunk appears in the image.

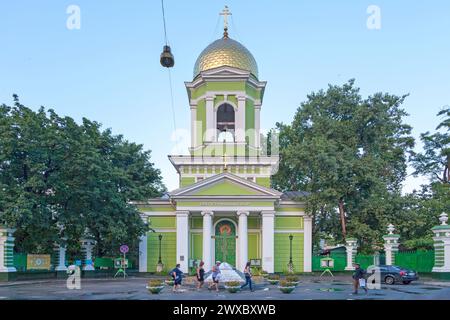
[338,198,347,239]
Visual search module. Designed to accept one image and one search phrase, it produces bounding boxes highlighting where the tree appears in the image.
[0,95,166,257]
[272,80,414,249]
[412,107,450,183]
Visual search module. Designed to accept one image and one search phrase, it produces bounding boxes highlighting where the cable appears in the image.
[161,0,169,45]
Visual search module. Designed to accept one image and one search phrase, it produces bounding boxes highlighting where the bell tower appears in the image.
[169,7,279,188]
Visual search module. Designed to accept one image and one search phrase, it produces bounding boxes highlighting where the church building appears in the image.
[135,8,312,274]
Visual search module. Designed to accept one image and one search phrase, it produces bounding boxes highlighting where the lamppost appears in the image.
[156,234,164,273]
[287,234,294,273]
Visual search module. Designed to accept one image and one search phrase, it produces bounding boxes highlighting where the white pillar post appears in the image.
[139,234,148,272]
[235,95,246,143]
[55,242,68,271]
[190,104,197,148]
[176,211,190,273]
[383,224,400,266]
[237,211,249,271]
[254,105,261,149]
[81,239,95,271]
[0,227,16,273]
[432,213,450,273]
[303,216,313,272]
[344,238,358,271]
[261,211,275,273]
[205,96,215,142]
[201,211,214,272]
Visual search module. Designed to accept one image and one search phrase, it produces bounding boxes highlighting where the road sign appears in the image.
[120,244,129,254]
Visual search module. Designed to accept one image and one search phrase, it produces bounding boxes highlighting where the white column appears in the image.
[81,239,95,271]
[383,224,400,266]
[201,211,214,272]
[139,234,148,272]
[190,104,197,148]
[432,213,450,272]
[176,211,190,273]
[261,211,275,273]
[254,105,261,149]
[303,216,312,272]
[237,211,249,271]
[205,96,215,142]
[344,238,358,271]
[235,95,246,143]
[55,243,68,271]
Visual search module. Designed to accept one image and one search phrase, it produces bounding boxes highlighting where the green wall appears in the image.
[148,216,176,229]
[190,233,203,261]
[274,233,304,273]
[248,232,261,260]
[275,216,304,230]
[147,232,176,272]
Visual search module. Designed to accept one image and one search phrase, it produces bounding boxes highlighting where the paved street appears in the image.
[0,276,449,300]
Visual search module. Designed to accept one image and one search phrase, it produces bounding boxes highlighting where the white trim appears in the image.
[303,216,312,272]
[176,206,274,212]
[176,211,190,272]
[275,212,305,216]
[261,210,275,273]
[139,235,147,272]
[274,230,304,233]
[140,212,176,216]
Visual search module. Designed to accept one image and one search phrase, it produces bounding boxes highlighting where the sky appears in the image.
[1,0,449,192]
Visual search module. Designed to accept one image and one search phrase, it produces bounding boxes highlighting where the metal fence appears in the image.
[313,250,434,272]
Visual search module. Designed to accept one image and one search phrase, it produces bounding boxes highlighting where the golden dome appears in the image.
[193,37,258,78]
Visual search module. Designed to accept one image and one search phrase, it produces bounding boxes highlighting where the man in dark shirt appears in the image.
[352,263,368,295]
[171,263,183,292]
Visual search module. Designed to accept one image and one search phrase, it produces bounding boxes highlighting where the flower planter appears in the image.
[267,279,279,285]
[165,279,175,286]
[286,281,299,287]
[146,285,164,294]
[224,286,241,293]
[278,286,295,294]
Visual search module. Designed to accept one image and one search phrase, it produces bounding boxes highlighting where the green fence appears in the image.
[395,250,434,273]
[313,250,434,273]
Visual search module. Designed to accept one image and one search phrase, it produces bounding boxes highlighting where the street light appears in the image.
[289,234,293,264]
[287,234,294,273]
[156,234,164,273]
[158,234,163,264]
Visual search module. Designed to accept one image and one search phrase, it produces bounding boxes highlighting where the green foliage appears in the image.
[0,95,166,257]
[272,80,414,250]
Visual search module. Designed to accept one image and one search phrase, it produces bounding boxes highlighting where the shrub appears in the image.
[267,274,280,280]
[148,279,163,287]
[285,275,299,282]
[225,281,241,287]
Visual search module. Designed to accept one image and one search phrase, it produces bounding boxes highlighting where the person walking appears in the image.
[240,261,254,292]
[170,263,183,292]
[208,261,221,292]
[352,263,368,295]
[196,261,205,290]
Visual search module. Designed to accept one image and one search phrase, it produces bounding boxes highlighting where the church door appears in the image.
[215,220,236,267]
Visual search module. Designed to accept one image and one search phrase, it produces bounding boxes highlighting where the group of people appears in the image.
[169,261,254,293]
[169,261,368,295]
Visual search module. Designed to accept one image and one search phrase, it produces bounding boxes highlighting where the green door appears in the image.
[215,220,236,267]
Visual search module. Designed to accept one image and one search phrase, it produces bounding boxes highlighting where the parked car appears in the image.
[366,265,419,285]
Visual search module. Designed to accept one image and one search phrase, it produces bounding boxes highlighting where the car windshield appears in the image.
[391,266,402,271]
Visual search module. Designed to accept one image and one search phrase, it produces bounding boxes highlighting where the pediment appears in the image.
[169,172,281,198]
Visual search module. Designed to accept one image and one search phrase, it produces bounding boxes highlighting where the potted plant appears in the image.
[278,280,295,294]
[285,275,300,287]
[146,279,165,294]
[267,274,280,285]
[224,281,241,293]
[164,278,175,286]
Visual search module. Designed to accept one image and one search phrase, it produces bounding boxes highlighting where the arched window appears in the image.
[216,103,235,142]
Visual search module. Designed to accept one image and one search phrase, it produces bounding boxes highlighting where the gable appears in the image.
[192,180,263,196]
